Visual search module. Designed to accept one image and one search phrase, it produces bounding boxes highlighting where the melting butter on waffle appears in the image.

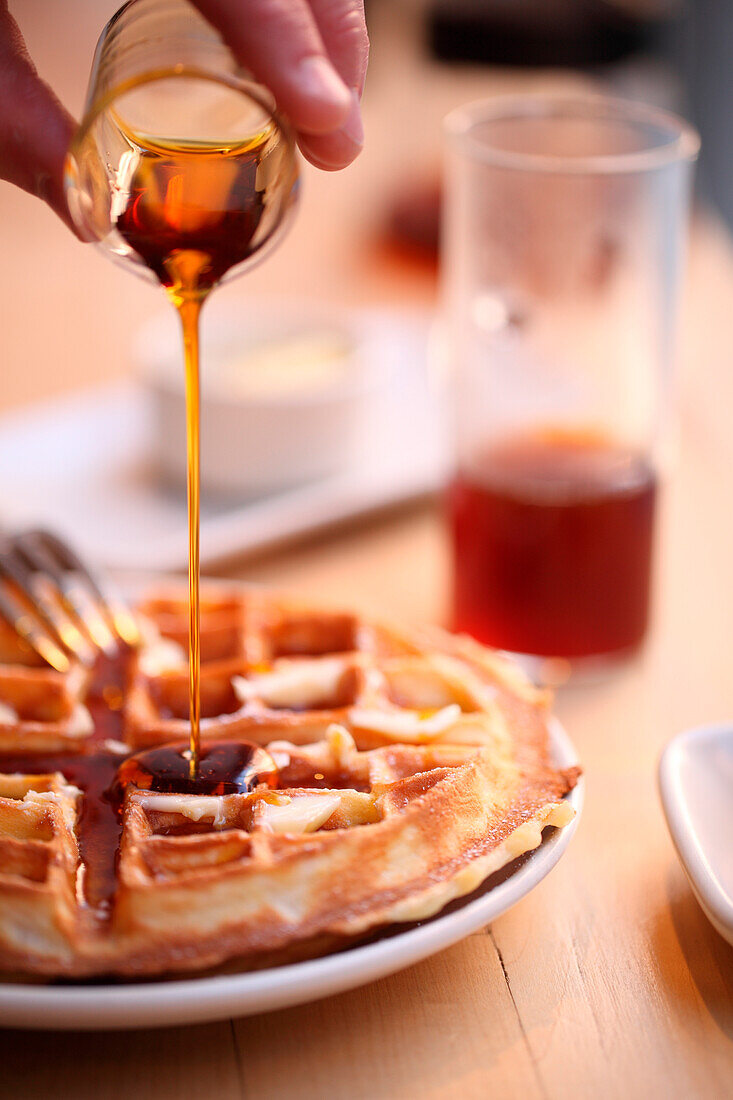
[0,586,579,977]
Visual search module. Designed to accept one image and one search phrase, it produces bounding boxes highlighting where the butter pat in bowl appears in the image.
[136,301,383,496]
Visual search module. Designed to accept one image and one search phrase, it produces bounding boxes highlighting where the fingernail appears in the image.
[296,56,351,115]
[342,89,364,148]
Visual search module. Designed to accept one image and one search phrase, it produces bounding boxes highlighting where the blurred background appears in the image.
[2,3,732,1080]
[0,0,730,599]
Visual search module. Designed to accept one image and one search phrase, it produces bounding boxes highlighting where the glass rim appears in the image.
[69,65,290,154]
[82,0,281,124]
[444,92,700,175]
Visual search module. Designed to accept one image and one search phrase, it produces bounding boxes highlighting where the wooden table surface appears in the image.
[1,3,733,1097]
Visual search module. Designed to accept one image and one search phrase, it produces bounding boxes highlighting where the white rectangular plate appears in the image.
[0,315,447,571]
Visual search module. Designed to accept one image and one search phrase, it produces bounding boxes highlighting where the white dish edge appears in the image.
[0,718,581,1029]
[658,723,733,946]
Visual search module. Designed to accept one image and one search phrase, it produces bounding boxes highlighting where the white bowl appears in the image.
[659,723,733,946]
[135,300,386,497]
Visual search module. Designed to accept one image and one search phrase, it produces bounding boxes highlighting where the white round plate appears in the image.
[0,719,581,1030]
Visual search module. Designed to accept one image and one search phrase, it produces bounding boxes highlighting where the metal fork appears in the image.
[0,528,141,671]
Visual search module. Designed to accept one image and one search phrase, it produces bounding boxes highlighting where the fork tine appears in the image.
[0,527,142,668]
[0,541,97,665]
[12,532,118,659]
[0,580,71,672]
[21,529,141,651]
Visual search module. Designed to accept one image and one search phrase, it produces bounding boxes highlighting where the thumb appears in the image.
[0,3,77,229]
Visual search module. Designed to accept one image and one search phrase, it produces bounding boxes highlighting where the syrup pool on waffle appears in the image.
[115,742,279,797]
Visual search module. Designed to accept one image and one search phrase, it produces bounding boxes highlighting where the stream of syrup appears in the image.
[114,127,280,781]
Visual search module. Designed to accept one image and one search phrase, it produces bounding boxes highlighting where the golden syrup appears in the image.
[0,660,278,913]
[115,741,279,797]
[114,127,283,781]
[450,428,657,657]
[112,130,277,291]
[181,291,202,779]
[0,650,134,913]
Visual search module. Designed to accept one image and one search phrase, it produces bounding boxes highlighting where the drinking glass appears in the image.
[441,94,699,676]
[65,0,299,283]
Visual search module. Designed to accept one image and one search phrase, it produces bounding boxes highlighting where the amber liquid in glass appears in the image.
[115,128,279,785]
[449,429,657,659]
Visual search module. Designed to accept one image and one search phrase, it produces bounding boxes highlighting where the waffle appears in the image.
[0,773,81,972]
[0,586,579,978]
[125,592,531,752]
[0,625,93,753]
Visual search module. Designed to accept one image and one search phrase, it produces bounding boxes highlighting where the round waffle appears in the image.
[0,586,579,977]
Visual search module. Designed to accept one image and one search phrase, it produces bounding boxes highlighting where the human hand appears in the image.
[193,0,368,171]
[0,0,368,229]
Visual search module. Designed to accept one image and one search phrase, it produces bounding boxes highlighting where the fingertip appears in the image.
[342,89,364,146]
[288,55,351,135]
[297,88,364,169]
[297,130,362,172]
